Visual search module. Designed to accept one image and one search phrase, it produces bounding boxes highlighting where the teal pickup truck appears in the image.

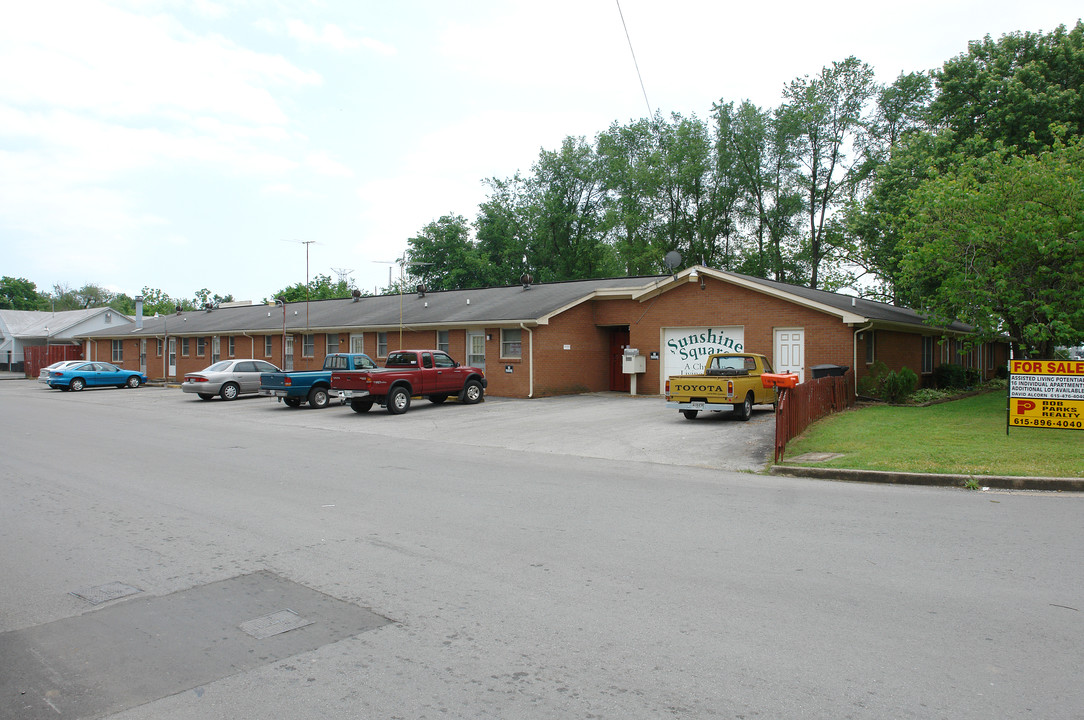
[259,353,377,409]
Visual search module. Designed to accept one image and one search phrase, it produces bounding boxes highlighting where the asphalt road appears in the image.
[2,382,1082,719]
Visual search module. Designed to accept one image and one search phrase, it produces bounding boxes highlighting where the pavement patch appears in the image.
[1,571,391,720]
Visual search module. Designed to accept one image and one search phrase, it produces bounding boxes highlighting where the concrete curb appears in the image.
[770,464,1084,492]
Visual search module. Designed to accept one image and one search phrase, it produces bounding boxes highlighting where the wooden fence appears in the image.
[774,371,855,462]
[23,345,84,379]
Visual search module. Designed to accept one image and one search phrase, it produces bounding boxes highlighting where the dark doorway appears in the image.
[608,326,631,392]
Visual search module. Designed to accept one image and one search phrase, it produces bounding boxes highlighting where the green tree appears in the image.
[269,275,352,303]
[780,56,878,289]
[529,136,618,281]
[0,276,47,310]
[138,287,198,315]
[475,174,535,284]
[931,21,1084,154]
[899,137,1084,357]
[405,214,493,291]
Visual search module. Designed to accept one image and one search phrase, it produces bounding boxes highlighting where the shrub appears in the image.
[857,360,889,397]
[933,363,967,389]
[964,368,981,387]
[882,367,919,403]
[994,365,1008,379]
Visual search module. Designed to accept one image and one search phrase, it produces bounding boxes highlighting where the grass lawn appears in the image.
[782,390,1083,478]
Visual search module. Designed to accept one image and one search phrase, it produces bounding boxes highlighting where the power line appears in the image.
[615,0,653,118]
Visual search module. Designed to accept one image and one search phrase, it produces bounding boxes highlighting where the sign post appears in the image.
[1007,360,1084,433]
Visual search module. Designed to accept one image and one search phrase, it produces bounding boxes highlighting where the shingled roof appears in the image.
[78,268,969,338]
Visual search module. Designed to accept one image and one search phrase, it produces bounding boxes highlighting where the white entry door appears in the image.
[168,338,177,377]
[466,331,485,371]
[774,328,805,383]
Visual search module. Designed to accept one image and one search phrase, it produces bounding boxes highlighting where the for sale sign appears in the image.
[1008,360,1084,431]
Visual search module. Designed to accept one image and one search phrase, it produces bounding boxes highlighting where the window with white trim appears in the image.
[327,334,339,354]
[265,335,273,357]
[922,336,934,374]
[500,329,522,358]
[437,330,449,353]
[377,332,387,357]
[302,334,315,357]
[112,340,123,362]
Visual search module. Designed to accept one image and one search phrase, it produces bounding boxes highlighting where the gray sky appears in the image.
[2,1,1079,303]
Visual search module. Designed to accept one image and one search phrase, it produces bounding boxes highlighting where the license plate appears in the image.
[273,390,288,397]
[689,401,705,410]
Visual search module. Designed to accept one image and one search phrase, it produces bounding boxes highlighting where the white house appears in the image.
[0,308,135,372]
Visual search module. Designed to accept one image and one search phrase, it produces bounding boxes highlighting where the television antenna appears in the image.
[283,239,319,328]
[372,256,434,349]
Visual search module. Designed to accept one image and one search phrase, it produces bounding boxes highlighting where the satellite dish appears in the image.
[663,251,682,271]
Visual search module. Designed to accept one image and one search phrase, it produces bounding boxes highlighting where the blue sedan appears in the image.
[48,362,147,391]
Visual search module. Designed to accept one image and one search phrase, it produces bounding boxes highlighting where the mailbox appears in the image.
[622,348,646,374]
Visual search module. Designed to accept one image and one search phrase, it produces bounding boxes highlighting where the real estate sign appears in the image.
[1008,360,1084,431]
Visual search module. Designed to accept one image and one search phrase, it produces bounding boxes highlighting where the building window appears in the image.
[112,340,123,363]
[350,334,365,354]
[865,331,875,364]
[437,330,449,353]
[197,337,206,356]
[211,336,220,363]
[922,336,934,374]
[327,334,339,354]
[987,343,994,369]
[500,328,522,358]
[265,335,273,357]
[156,339,163,357]
[377,332,387,357]
[228,336,235,357]
[302,334,315,357]
[182,338,190,356]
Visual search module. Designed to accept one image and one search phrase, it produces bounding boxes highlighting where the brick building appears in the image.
[77,267,1008,398]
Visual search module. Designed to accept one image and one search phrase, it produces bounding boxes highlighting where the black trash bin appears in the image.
[811,364,848,379]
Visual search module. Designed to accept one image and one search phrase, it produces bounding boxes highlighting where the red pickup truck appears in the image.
[330,349,487,415]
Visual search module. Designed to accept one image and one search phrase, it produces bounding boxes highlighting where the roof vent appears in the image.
[521,273,533,290]
[176,305,182,315]
[352,289,362,303]
[417,283,427,298]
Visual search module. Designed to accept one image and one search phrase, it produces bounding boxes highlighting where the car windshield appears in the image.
[205,361,233,372]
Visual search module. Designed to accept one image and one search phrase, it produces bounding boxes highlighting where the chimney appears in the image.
[135,295,144,329]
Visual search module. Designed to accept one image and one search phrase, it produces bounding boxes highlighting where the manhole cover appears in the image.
[239,609,314,639]
[70,581,142,605]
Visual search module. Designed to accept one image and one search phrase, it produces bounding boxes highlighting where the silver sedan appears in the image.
[181,359,280,400]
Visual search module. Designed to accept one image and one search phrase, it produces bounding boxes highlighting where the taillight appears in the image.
[664,379,670,399]
[284,377,292,386]
[186,376,208,383]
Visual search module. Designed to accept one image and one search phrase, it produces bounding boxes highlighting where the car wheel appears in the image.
[461,380,483,404]
[308,386,330,409]
[198,393,214,400]
[284,397,303,408]
[682,409,699,420]
[735,392,753,421]
[387,386,411,415]
[428,394,448,404]
[221,382,240,401]
[126,375,140,388]
[70,377,85,392]
[351,399,373,414]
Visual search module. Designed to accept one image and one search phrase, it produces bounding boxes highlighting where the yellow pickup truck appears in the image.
[665,352,781,421]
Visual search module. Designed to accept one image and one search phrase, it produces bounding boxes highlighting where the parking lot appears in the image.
[17,381,777,472]
[4,379,1082,720]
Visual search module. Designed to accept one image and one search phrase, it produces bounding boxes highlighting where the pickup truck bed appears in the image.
[665,352,785,420]
[259,353,377,408]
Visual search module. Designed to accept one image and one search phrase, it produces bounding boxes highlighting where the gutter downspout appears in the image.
[853,322,874,397]
[520,323,534,398]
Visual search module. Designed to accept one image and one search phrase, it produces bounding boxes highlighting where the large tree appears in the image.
[0,276,47,310]
[780,57,878,289]
[931,21,1084,154]
[405,214,492,291]
[899,137,1084,357]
